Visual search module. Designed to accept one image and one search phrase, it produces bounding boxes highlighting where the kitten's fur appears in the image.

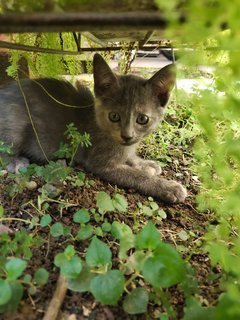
[0,54,187,203]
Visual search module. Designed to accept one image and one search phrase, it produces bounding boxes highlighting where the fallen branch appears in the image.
[43,274,68,320]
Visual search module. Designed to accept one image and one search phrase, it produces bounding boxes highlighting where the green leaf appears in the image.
[95,226,104,237]
[183,297,215,320]
[142,205,153,217]
[123,287,149,314]
[90,270,125,305]
[54,253,66,268]
[64,245,75,259]
[127,251,147,273]
[50,222,64,237]
[60,256,82,279]
[0,279,12,305]
[142,243,185,288]
[86,237,112,268]
[0,206,4,218]
[0,280,23,312]
[5,258,27,280]
[111,221,133,240]
[68,262,95,292]
[73,209,90,224]
[101,221,112,232]
[33,268,49,286]
[96,191,114,213]
[40,214,52,227]
[119,237,135,260]
[112,194,128,212]
[63,225,71,236]
[36,160,71,183]
[157,209,167,219]
[111,221,135,258]
[76,224,93,240]
[136,221,161,250]
[23,274,32,284]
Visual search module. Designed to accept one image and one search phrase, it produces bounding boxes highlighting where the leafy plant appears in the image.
[55,123,91,166]
[53,221,187,314]
[0,257,48,313]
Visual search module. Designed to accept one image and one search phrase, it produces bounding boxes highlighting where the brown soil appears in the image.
[0,157,220,320]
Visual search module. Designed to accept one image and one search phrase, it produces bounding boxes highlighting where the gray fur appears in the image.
[0,53,187,203]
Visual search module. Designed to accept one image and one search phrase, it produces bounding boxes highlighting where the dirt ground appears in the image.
[0,150,221,320]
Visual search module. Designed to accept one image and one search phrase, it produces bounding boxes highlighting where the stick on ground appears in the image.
[43,274,68,320]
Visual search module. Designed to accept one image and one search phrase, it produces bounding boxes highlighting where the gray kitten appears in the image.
[0,53,187,203]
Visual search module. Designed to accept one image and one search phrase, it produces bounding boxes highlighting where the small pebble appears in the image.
[25,181,38,190]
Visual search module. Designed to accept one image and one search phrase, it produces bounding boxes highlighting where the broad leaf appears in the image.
[112,194,128,212]
[76,224,93,240]
[40,214,52,227]
[5,258,27,280]
[142,243,185,288]
[50,222,64,237]
[33,268,49,286]
[136,221,161,250]
[86,237,112,268]
[73,209,90,224]
[68,262,95,292]
[96,191,114,213]
[0,281,23,312]
[0,279,11,305]
[90,270,124,305]
[61,256,82,279]
[123,287,149,314]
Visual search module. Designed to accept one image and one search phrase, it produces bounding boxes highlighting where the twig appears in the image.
[43,274,68,320]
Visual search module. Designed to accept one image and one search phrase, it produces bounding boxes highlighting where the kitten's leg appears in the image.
[127,158,162,176]
[139,159,162,175]
[6,157,30,173]
[91,164,187,204]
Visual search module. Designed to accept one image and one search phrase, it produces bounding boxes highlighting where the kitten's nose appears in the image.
[121,134,133,143]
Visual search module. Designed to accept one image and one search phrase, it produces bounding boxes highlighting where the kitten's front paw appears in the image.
[158,180,187,203]
[6,157,29,173]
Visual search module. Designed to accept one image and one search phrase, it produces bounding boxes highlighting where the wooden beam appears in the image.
[0,11,169,33]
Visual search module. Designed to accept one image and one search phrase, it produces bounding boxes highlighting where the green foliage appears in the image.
[54,245,82,279]
[86,237,112,269]
[96,191,128,220]
[33,268,49,286]
[55,123,91,166]
[0,256,48,313]
[35,160,72,183]
[73,209,90,224]
[123,287,149,314]
[90,270,125,305]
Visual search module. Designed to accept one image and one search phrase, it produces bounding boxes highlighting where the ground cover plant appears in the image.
[1,0,240,319]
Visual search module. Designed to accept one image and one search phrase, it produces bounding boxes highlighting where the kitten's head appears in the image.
[93,53,176,146]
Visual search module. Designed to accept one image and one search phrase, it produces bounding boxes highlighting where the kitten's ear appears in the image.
[147,64,176,107]
[93,53,118,95]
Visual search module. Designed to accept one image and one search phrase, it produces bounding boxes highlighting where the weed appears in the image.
[54,123,91,166]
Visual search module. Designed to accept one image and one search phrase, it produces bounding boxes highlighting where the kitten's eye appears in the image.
[136,114,149,125]
[109,112,120,122]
